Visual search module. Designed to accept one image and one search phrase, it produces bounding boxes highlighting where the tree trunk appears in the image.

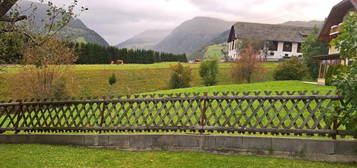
[0,0,18,17]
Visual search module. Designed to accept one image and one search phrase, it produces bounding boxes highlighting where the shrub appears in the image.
[325,64,348,86]
[107,73,118,96]
[108,73,117,86]
[325,62,357,136]
[169,63,192,89]
[273,57,308,80]
[9,66,78,99]
[199,59,219,86]
[231,46,263,83]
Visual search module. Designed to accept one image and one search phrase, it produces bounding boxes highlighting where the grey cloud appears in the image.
[72,0,341,45]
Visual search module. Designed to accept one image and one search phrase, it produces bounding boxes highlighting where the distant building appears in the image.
[314,0,356,84]
[227,22,313,61]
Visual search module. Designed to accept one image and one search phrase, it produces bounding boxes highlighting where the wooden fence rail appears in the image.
[0,91,353,138]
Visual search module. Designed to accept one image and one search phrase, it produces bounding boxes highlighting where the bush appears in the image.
[108,73,117,86]
[325,64,348,86]
[9,66,78,99]
[325,62,357,136]
[199,59,219,86]
[231,46,263,83]
[169,63,192,89]
[273,57,308,80]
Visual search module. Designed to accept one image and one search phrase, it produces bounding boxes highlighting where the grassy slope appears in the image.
[146,81,335,95]
[205,43,227,59]
[0,63,278,100]
[0,144,354,168]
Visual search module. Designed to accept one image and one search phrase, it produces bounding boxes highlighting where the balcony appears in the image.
[330,24,342,36]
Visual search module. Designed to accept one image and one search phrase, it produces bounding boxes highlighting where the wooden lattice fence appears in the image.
[0,91,352,138]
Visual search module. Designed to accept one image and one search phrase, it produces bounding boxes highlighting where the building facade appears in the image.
[314,0,356,84]
[227,22,313,61]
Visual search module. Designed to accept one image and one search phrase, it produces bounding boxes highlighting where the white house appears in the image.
[227,22,314,61]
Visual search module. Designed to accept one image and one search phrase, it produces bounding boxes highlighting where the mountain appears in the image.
[153,17,234,54]
[116,29,171,49]
[17,1,109,46]
[282,20,324,28]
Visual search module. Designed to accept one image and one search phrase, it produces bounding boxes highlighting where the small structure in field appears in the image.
[111,60,124,65]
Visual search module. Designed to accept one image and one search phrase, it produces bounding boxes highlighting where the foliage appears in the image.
[22,37,77,66]
[75,43,187,64]
[8,66,78,99]
[169,63,192,89]
[325,64,347,86]
[331,12,357,59]
[326,57,357,135]
[0,24,26,65]
[325,13,357,135]
[231,46,263,83]
[301,27,329,79]
[108,73,117,86]
[273,57,308,81]
[199,59,219,86]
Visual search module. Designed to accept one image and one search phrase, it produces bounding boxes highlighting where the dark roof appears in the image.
[313,54,340,60]
[318,0,357,42]
[228,22,313,43]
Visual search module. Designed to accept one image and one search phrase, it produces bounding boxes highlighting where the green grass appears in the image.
[0,144,355,168]
[205,43,228,59]
[0,62,278,100]
[145,81,335,95]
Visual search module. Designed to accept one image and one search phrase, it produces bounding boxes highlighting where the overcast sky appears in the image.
[43,0,341,45]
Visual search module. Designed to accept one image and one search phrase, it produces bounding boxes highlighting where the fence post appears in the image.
[14,100,23,134]
[100,97,107,133]
[332,104,342,140]
[199,92,208,134]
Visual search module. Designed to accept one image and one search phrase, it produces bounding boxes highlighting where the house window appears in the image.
[268,41,278,51]
[283,42,292,52]
[297,43,302,53]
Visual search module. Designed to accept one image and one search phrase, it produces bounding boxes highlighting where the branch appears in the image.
[0,0,19,17]
[0,15,27,22]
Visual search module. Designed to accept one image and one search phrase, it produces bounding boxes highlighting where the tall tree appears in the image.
[331,12,357,60]
[301,27,329,79]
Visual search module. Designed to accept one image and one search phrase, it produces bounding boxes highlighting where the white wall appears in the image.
[228,40,303,61]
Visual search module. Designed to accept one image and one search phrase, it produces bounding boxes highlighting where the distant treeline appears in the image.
[72,43,187,64]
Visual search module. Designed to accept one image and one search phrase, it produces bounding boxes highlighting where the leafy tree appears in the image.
[301,27,329,79]
[331,12,357,60]
[326,13,357,135]
[169,63,192,89]
[273,57,308,80]
[199,59,219,86]
[2,0,85,99]
[231,46,263,83]
[325,64,347,86]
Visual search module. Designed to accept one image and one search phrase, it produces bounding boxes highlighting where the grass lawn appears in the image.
[0,62,278,100]
[0,144,355,168]
[146,81,335,95]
